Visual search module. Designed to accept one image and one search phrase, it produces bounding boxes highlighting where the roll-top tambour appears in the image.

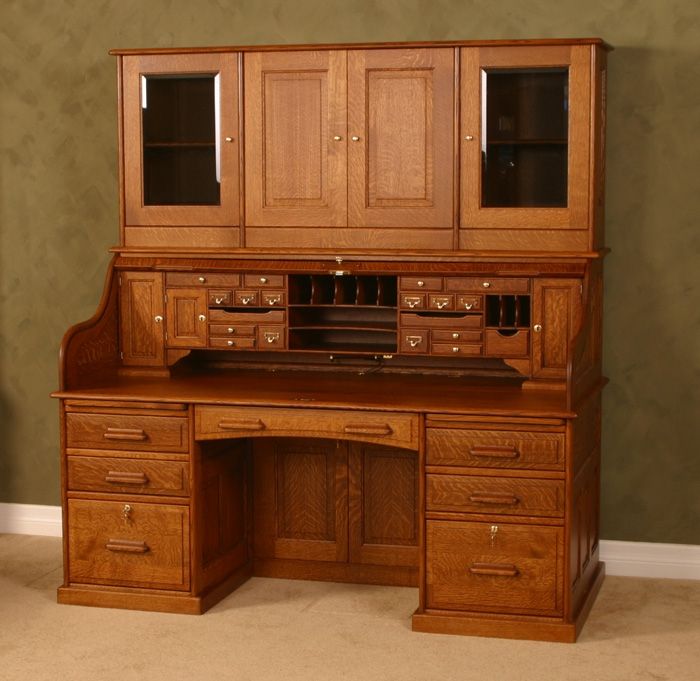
[195,405,419,450]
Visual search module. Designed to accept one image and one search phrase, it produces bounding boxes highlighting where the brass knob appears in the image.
[534,324,543,333]
[482,282,490,288]
[227,340,235,346]
[452,346,460,353]
[464,135,474,141]
[452,332,460,340]
[198,314,206,322]
[198,276,206,283]
[417,280,425,287]
[224,136,234,143]
[351,135,360,142]
[227,327,235,334]
[259,277,268,284]
[154,315,163,323]
[333,135,342,141]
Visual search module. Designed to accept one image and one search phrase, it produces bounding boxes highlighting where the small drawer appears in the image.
[399,276,443,291]
[67,499,190,591]
[234,290,260,307]
[431,329,482,343]
[166,273,240,288]
[484,329,530,357]
[400,294,426,310]
[209,324,256,337]
[400,329,429,353]
[210,337,257,350]
[426,474,564,517]
[208,290,233,307]
[426,520,563,615]
[427,428,565,470]
[67,456,189,496]
[428,294,454,311]
[196,406,419,450]
[431,343,482,357]
[66,413,188,453]
[209,309,286,324]
[456,295,482,311]
[445,277,530,294]
[401,313,482,329]
[262,291,285,307]
[258,325,286,349]
[243,273,285,288]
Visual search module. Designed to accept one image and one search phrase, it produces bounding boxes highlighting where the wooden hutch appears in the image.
[54,38,609,642]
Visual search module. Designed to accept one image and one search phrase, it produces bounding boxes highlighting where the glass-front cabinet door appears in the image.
[460,45,592,251]
[121,53,239,242]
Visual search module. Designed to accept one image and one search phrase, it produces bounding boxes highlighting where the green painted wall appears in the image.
[0,0,698,543]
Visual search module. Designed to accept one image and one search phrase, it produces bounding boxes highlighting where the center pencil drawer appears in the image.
[195,406,419,450]
[66,413,189,453]
[67,456,189,496]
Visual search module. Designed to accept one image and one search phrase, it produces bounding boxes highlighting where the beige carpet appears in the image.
[1,534,699,681]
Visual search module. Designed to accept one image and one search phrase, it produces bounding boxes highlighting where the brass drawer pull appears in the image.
[468,492,520,506]
[406,335,423,348]
[343,424,394,437]
[469,445,519,459]
[217,418,266,431]
[105,539,150,554]
[103,427,148,442]
[105,471,149,485]
[469,562,519,577]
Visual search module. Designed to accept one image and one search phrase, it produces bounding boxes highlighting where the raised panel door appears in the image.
[119,271,165,367]
[347,48,455,231]
[244,51,347,229]
[165,288,207,348]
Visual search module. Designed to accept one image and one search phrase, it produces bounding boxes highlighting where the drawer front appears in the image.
[484,329,530,357]
[166,273,240,288]
[66,413,189,453]
[261,291,285,307]
[445,277,529,294]
[399,276,443,291]
[400,313,482,329]
[427,428,565,471]
[428,294,454,311]
[456,294,482,311]
[234,290,260,307]
[431,329,482,343]
[209,324,256,337]
[400,294,426,310]
[67,499,190,590]
[67,456,189,496]
[196,406,419,450]
[426,520,563,615]
[209,309,285,324]
[208,290,233,307]
[426,475,564,517]
[210,337,256,349]
[400,329,429,353]
[243,273,285,288]
[431,343,482,357]
[258,325,286,349]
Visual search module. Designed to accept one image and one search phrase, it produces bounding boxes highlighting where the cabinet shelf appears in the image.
[486,139,567,146]
[144,142,216,148]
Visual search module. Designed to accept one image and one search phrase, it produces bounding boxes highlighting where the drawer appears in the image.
[445,277,530,294]
[67,456,189,496]
[401,312,482,329]
[426,474,564,517]
[210,337,257,350]
[66,413,189,453]
[208,290,233,307]
[196,406,419,450]
[456,294,482,311]
[261,291,285,307]
[427,428,565,471]
[234,290,259,307]
[243,273,285,288]
[431,343,482,357]
[426,520,563,615]
[484,329,529,357]
[400,329,429,353]
[428,294,454,311]
[431,329,482,343]
[258,325,286,349]
[399,276,443,291]
[400,294,426,310]
[209,309,285,324]
[67,499,190,591]
[209,324,256,337]
[166,272,240,288]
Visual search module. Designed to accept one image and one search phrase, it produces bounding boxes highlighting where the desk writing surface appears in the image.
[54,369,573,418]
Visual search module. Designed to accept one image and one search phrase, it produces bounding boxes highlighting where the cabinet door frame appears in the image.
[119,271,165,367]
[165,287,208,348]
[122,53,240,229]
[460,45,591,235]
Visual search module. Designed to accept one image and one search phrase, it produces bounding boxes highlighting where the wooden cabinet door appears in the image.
[121,53,240,247]
[119,271,165,367]
[165,288,207,348]
[460,45,592,252]
[347,49,455,234]
[532,278,582,379]
[253,439,348,563]
[348,443,419,568]
[244,51,347,230]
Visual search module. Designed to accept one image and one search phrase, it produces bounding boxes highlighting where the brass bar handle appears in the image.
[217,418,266,431]
[105,471,149,485]
[106,539,149,554]
[343,424,394,437]
[468,492,520,506]
[469,562,519,577]
[469,445,519,459]
[103,428,148,442]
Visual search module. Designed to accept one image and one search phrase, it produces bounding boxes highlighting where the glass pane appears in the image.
[482,68,568,208]
[141,74,220,206]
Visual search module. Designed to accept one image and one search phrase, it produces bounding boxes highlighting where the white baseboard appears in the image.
[0,503,63,537]
[1,504,698,580]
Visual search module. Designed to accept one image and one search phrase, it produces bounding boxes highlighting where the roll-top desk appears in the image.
[54,37,609,642]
